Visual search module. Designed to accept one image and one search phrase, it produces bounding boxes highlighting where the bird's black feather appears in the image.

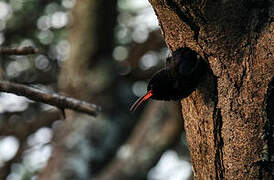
[130,47,206,111]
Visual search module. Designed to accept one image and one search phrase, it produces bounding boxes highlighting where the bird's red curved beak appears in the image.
[130,90,153,112]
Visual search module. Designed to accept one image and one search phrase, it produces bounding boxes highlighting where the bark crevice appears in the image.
[213,108,224,179]
[246,0,272,34]
[212,74,225,179]
[260,77,274,177]
[166,0,200,41]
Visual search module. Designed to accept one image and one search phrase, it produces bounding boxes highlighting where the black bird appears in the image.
[130,47,205,111]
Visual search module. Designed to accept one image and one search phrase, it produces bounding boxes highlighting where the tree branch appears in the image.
[0,81,100,116]
[0,46,38,55]
[94,102,183,180]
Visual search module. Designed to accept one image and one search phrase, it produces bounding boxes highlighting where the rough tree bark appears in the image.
[149,0,273,179]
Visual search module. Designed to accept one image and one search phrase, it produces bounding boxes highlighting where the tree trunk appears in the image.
[39,0,118,179]
[149,0,273,179]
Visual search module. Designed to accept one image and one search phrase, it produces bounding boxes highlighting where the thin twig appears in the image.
[0,81,100,116]
[0,46,38,55]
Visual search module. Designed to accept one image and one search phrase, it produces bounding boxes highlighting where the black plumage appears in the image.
[130,47,205,111]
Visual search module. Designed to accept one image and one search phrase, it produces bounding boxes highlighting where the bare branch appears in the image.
[94,102,183,180]
[0,46,38,55]
[0,81,100,116]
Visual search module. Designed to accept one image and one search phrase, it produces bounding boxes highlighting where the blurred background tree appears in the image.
[0,0,191,180]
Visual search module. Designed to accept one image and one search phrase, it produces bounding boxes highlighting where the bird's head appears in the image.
[130,47,204,112]
[130,69,175,111]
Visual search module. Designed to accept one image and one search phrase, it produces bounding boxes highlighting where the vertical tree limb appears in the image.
[94,102,183,180]
[149,0,274,179]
